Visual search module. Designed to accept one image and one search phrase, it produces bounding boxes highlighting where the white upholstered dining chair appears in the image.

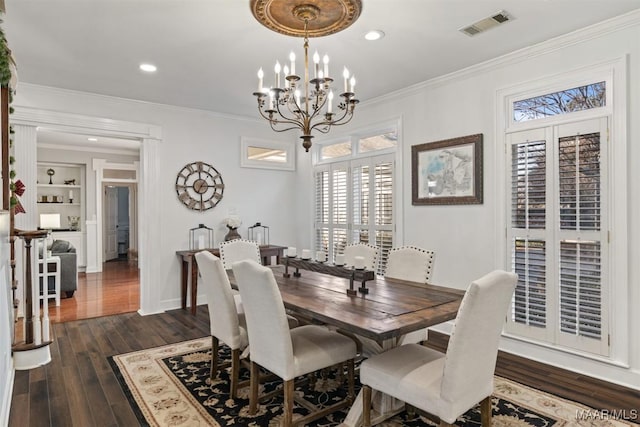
[194,251,247,398]
[219,239,261,270]
[344,243,379,271]
[360,270,517,427]
[218,239,299,328]
[232,260,358,427]
[380,245,436,347]
[384,245,435,283]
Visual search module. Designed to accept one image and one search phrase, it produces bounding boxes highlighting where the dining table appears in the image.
[227,264,465,427]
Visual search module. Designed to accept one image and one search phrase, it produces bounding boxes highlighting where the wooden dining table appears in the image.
[228,264,465,427]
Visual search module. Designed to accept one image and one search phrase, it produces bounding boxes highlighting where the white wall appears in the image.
[299,14,640,388]
[14,85,298,311]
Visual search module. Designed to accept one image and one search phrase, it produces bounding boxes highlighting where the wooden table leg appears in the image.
[190,258,198,315]
[181,259,188,310]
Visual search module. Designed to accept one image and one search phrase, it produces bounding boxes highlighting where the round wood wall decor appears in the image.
[175,161,225,211]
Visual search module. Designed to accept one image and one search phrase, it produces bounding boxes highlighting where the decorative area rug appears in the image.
[109,338,636,426]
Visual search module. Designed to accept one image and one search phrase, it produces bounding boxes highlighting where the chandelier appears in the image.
[250,0,362,152]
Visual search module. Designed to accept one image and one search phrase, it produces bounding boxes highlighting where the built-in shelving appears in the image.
[36,162,86,269]
[36,163,84,230]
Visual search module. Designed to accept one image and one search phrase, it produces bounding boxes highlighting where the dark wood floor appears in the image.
[9,308,211,427]
[9,309,640,426]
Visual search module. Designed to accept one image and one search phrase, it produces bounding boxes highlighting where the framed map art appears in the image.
[411,133,483,205]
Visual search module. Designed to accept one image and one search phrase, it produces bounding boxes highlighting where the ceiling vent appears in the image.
[460,10,513,36]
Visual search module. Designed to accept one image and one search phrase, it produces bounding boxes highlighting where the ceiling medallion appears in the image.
[250,0,362,38]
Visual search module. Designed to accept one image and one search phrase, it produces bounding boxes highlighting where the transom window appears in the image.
[513,81,605,123]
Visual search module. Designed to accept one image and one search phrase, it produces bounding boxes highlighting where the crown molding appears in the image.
[362,8,640,109]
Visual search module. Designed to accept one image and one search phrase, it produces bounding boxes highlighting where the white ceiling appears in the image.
[4,0,640,123]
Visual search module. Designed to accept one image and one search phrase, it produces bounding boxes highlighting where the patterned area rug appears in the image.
[109,338,635,427]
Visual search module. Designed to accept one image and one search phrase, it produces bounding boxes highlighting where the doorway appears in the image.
[103,184,136,262]
[15,108,162,315]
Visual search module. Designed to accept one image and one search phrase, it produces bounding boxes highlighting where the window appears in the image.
[513,81,606,122]
[314,127,397,275]
[506,118,609,356]
[358,130,397,153]
[240,137,295,171]
[320,141,352,161]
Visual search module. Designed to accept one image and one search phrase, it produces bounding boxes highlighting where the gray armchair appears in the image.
[50,239,78,298]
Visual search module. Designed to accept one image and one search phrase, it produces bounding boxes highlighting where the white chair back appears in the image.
[219,239,261,270]
[195,251,244,350]
[385,245,435,283]
[344,243,379,271]
[440,270,517,415]
[232,260,294,379]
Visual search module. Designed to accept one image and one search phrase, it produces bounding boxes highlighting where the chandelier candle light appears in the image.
[250,0,362,152]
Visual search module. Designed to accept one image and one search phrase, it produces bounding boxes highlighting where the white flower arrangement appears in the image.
[224,216,241,229]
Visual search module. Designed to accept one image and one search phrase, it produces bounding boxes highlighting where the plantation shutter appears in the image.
[314,152,395,274]
[506,118,609,356]
[555,120,607,355]
[374,160,394,275]
[314,167,329,254]
[351,163,370,244]
[507,128,551,342]
[331,163,349,259]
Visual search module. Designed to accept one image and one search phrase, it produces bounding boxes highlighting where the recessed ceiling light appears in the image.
[364,30,385,41]
[139,63,157,73]
[87,137,98,142]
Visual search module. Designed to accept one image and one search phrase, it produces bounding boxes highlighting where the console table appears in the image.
[176,244,286,314]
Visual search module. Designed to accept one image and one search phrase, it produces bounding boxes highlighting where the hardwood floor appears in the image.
[9,309,211,427]
[48,258,139,323]
[8,309,640,426]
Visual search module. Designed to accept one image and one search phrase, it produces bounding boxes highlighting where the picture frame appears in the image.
[411,133,483,205]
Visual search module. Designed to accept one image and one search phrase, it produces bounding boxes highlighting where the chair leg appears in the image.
[406,404,416,420]
[283,379,295,427]
[210,336,219,380]
[480,396,492,427]
[249,361,260,415]
[230,348,240,398]
[346,359,355,400]
[362,385,372,427]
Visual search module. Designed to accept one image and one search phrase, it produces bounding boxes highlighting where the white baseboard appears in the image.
[158,295,207,314]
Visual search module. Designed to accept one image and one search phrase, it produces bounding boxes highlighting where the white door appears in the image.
[104,186,118,261]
